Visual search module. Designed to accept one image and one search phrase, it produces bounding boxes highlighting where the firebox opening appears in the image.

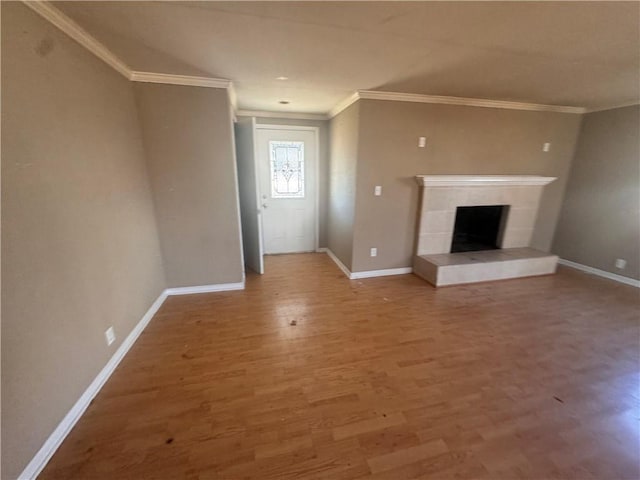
[451,205,509,253]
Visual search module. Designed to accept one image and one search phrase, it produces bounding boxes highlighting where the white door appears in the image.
[256,127,317,254]
[234,117,263,274]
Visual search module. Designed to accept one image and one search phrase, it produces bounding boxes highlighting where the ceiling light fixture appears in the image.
[276,76,289,80]
[279,100,290,105]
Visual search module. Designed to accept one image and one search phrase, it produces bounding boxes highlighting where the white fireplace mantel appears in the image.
[415,175,557,187]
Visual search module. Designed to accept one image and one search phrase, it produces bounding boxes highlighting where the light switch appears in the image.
[543,142,551,152]
[418,136,427,148]
[374,185,382,196]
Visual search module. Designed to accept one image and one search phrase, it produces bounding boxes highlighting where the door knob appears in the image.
[262,203,268,209]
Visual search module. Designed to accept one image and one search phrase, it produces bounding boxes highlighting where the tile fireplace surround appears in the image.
[413,175,559,286]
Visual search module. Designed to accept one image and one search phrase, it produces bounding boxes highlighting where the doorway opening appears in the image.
[256,126,319,255]
[235,121,319,275]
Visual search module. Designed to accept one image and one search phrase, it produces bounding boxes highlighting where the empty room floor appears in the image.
[40,253,640,479]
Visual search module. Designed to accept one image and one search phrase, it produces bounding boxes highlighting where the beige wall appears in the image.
[351,99,582,272]
[1,4,166,478]
[134,83,244,287]
[553,105,640,280]
[252,117,330,248]
[328,103,361,269]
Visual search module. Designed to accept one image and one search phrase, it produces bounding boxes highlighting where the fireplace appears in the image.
[450,205,509,253]
[414,175,557,256]
[413,175,559,286]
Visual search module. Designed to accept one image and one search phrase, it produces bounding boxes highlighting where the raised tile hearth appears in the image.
[413,175,558,286]
[414,247,558,287]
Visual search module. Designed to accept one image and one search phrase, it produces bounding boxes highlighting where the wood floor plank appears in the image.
[332,413,407,441]
[38,253,640,479]
[366,439,449,473]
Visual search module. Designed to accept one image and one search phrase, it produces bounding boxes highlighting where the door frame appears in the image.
[255,124,320,252]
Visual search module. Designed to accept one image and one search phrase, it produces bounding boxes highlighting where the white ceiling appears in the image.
[55,1,640,114]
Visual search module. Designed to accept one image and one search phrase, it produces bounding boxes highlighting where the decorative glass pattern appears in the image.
[269,141,305,198]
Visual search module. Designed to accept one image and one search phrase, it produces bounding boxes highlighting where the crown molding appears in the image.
[129,71,232,89]
[24,1,590,120]
[357,90,586,114]
[584,101,640,114]
[236,110,329,121]
[23,0,132,79]
[22,1,236,103]
[329,90,587,118]
[328,92,360,118]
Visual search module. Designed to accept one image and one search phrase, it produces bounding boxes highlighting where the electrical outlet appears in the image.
[374,185,382,196]
[543,142,551,152]
[615,258,627,270]
[370,247,378,257]
[418,136,427,148]
[105,326,116,346]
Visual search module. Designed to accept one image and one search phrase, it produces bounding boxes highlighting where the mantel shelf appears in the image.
[415,175,557,187]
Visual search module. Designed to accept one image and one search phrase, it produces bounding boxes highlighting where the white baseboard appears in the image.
[18,291,168,480]
[350,267,413,279]
[164,281,245,295]
[315,247,328,253]
[18,279,246,479]
[325,249,353,278]
[558,259,640,288]
[324,250,412,280]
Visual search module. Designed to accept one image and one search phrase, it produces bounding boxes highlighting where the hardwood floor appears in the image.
[40,253,640,479]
